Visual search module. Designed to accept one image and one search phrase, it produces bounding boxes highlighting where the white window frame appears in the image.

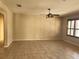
[67,19,79,37]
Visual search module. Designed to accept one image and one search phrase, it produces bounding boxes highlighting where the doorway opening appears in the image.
[0,13,4,47]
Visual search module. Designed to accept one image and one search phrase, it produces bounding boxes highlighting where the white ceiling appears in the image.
[1,0,79,15]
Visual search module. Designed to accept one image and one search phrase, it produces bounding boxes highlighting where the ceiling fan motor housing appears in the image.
[47,13,53,18]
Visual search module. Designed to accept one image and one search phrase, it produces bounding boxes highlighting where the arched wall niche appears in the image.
[0,1,13,47]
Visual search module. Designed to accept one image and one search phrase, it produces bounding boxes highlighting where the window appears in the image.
[67,19,79,37]
[75,20,79,37]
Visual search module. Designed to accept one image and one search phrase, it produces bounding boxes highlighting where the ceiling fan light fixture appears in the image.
[46,8,59,18]
[46,13,53,18]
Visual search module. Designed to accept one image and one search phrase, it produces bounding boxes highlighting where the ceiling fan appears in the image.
[46,8,59,18]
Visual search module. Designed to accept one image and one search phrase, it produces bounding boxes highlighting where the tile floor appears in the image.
[0,40,79,59]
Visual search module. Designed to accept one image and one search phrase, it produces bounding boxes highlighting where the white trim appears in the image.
[13,39,58,41]
[4,40,13,48]
[63,40,79,47]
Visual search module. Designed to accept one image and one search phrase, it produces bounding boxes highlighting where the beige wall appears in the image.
[0,1,13,47]
[62,17,79,47]
[13,14,62,41]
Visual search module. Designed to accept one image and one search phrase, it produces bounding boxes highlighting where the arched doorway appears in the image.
[0,13,4,47]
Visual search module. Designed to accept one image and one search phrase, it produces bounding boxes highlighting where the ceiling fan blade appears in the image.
[52,14,59,16]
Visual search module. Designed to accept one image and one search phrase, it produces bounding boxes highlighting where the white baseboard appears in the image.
[4,40,13,48]
[13,39,60,41]
[63,39,79,47]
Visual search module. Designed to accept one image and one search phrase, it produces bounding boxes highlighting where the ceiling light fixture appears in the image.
[16,4,22,7]
[46,8,59,18]
[16,0,22,7]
